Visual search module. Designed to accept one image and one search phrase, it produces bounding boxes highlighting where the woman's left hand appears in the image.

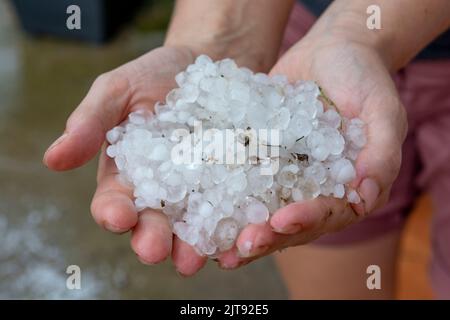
[216,35,408,269]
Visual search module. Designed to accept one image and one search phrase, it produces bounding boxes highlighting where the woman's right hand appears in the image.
[43,46,208,275]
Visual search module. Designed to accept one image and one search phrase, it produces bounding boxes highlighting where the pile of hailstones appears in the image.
[106,55,366,256]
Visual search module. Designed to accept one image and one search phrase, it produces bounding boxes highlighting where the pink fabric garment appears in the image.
[282,3,450,299]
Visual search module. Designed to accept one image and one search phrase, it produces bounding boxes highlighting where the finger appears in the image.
[44,71,131,171]
[217,247,244,269]
[356,90,407,213]
[131,209,173,265]
[270,197,358,236]
[216,222,286,267]
[172,236,207,276]
[228,198,358,263]
[90,147,138,233]
[234,223,288,259]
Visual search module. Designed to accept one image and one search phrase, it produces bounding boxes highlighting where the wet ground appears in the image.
[0,1,287,299]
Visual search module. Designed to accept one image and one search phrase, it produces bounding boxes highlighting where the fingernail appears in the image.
[44,133,68,165]
[176,269,189,278]
[103,222,127,233]
[273,223,302,235]
[358,178,380,212]
[136,255,156,266]
[219,264,232,270]
[219,261,239,269]
[219,258,249,270]
[237,240,253,257]
[47,133,68,151]
[249,245,269,258]
[238,241,269,258]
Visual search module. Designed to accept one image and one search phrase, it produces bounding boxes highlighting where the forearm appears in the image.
[303,0,450,72]
[164,0,294,72]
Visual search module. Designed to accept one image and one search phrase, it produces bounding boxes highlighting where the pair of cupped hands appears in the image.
[43,33,407,275]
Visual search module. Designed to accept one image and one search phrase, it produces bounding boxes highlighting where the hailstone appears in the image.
[106,55,366,256]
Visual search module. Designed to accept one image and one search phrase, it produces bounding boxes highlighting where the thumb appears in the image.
[43,72,131,171]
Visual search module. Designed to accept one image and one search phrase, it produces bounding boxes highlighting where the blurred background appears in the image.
[0,0,433,299]
[0,0,288,299]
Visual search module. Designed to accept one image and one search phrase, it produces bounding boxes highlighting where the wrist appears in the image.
[164,0,294,72]
[330,20,395,73]
[164,28,275,73]
[307,0,450,73]
[300,9,395,72]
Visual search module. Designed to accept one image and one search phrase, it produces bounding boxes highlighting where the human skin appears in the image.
[44,0,450,275]
[216,0,450,269]
[43,0,295,275]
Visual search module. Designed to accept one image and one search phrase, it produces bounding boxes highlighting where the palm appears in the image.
[274,42,395,120]
[121,46,196,113]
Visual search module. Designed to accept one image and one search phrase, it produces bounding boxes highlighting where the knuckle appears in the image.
[376,189,391,208]
[395,101,408,142]
[377,148,403,194]
[93,71,130,97]
[388,148,402,180]
[89,196,102,223]
[377,150,402,191]
[90,193,101,214]
[92,72,109,88]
